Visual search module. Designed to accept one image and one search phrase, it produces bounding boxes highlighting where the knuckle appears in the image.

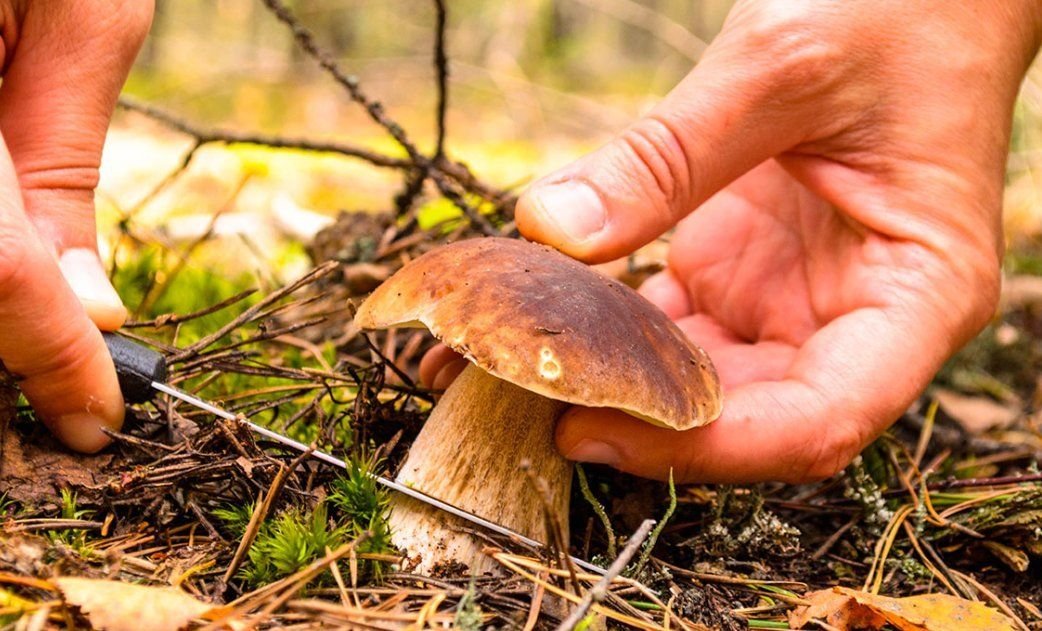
[0,230,32,302]
[18,166,100,194]
[617,117,693,215]
[735,11,850,101]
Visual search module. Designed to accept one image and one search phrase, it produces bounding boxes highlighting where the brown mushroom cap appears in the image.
[354,237,722,430]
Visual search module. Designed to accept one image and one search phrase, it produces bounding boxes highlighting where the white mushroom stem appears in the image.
[390,363,571,574]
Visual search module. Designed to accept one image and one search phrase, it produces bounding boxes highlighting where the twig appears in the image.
[222,447,312,583]
[168,261,338,363]
[432,0,449,159]
[899,520,959,597]
[187,500,226,543]
[6,519,104,533]
[100,427,180,453]
[135,175,250,318]
[555,519,656,631]
[124,289,257,329]
[926,472,1042,490]
[123,138,203,219]
[118,96,409,169]
[523,571,547,631]
[521,461,582,596]
[811,515,858,561]
[260,0,420,158]
[950,569,1030,631]
[259,0,498,234]
[490,552,661,631]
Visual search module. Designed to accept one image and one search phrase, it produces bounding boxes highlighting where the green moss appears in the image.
[240,503,348,586]
[327,456,395,578]
[216,456,395,588]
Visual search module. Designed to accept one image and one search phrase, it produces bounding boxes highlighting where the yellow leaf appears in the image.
[55,577,223,631]
[0,587,35,611]
[789,587,1017,631]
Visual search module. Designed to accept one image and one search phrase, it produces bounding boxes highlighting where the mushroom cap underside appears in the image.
[354,237,722,430]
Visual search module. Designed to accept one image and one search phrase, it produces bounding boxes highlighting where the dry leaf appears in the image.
[933,388,1020,434]
[56,577,219,631]
[789,587,1017,631]
[789,588,885,629]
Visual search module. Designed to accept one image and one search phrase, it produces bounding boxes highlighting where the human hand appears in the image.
[0,2,152,451]
[425,0,1042,483]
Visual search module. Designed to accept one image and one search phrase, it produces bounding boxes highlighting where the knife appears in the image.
[102,332,608,576]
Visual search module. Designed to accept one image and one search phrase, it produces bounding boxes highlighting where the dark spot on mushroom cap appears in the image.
[354,237,722,430]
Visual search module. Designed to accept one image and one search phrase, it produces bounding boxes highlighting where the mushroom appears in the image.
[354,237,721,573]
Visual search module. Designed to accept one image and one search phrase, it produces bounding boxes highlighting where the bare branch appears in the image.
[433,0,449,159]
[258,0,499,235]
[260,0,423,159]
[118,96,411,169]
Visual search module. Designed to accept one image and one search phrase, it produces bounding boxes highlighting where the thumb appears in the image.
[516,25,845,263]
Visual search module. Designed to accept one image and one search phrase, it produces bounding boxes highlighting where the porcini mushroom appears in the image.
[354,237,721,573]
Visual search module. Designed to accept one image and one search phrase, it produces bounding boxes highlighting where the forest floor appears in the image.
[1,200,1041,629]
[2,2,1042,628]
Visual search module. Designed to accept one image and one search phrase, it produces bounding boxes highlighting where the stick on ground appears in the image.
[555,519,656,631]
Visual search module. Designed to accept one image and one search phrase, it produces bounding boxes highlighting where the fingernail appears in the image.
[564,439,621,466]
[528,182,606,243]
[59,249,127,330]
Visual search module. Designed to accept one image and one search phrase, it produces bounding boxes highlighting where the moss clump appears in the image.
[214,456,394,587]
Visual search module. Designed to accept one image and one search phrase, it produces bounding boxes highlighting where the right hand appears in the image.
[0,1,153,452]
[423,0,1042,483]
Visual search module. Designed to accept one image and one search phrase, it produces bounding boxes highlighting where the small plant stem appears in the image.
[631,469,675,576]
[575,465,617,559]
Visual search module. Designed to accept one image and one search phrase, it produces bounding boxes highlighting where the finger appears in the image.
[0,141,123,453]
[556,305,944,483]
[431,358,468,392]
[419,343,462,387]
[515,19,857,263]
[0,2,153,327]
[637,269,690,320]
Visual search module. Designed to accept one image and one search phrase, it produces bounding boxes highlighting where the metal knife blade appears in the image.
[104,333,607,576]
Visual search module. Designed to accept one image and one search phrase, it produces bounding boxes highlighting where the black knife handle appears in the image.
[102,332,167,403]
